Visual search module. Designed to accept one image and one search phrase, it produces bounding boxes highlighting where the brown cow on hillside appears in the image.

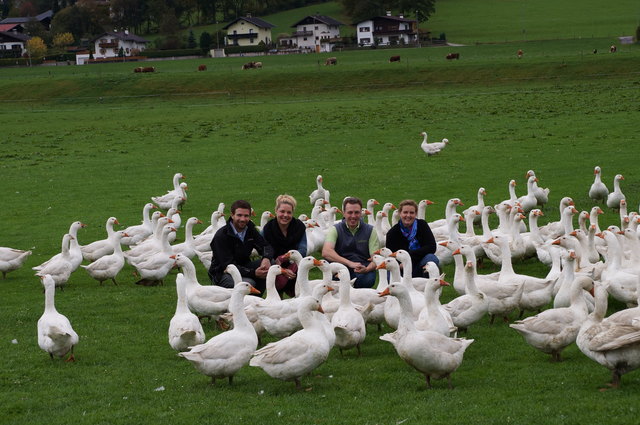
[517,49,523,59]
[325,57,337,66]
[446,53,460,60]
[242,61,258,69]
[253,61,263,68]
[198,64,207,71]
[610,45,617,53]
[134,66,155,73]
[389,55,401,63]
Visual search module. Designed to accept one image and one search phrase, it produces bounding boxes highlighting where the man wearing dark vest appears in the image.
[322,197,379,288]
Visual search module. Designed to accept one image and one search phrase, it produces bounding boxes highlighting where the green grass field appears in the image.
[1,20,640,425]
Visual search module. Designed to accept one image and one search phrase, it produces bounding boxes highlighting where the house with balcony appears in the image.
[90,31,149,59]
[279,15,343,53]
[223,16,275,47]
[0,30,30,58]
[355,12,417,47]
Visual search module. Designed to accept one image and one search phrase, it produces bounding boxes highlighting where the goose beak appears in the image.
[376,263,387,270]
[379,287,391,297]
[440,280,450,287]
[250,285,261,295]
[313,259,323,266]
[452,248,461,255]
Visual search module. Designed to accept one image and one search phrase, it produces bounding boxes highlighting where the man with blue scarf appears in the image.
[385,199,439,277]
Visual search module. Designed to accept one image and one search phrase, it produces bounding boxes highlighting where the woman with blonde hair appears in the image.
[261,194,307,297]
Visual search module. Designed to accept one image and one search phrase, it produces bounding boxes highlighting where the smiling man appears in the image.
[208,199,274,293]
[322,197,379,288]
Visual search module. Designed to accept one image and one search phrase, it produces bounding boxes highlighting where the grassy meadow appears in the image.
[1,31,640,425]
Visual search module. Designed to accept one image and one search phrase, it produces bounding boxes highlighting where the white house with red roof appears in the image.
[91,30,149,59]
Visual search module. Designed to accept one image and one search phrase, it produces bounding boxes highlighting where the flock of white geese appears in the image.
[3,166,640,390]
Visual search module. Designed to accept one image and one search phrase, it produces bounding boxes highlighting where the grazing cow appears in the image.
[325,57,337,66]
[389,55,401,63]
[446,53,460,60]
[610,45,617,53]
[198,64,207,71]
[253,61,262,68]
[242,61,256,70]
[517,49,523,59]
[134,66,155,73]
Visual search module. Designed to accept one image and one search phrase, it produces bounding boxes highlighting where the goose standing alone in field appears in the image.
[250,296,331,390]
[0,246,32,278]
[420,132,448,156]
[151,172,186,209]
[179,282,259,384]
[606,174,625,209]
[379,283,474,389]
[589,166,609,203]
[37,274,79,361]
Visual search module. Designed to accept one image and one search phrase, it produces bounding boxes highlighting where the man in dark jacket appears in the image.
[208,199,274,294]
[385,199,439,277]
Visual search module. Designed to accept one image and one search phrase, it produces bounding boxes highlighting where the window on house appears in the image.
[250,38,254,43]
[359,27,370,32]
[361,38,370,44]
[315,26,318,30]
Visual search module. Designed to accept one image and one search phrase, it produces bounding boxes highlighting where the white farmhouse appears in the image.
[280,15,343,53]
[91,31,149,59]
[356,12,418,47]
[223,15,275,47]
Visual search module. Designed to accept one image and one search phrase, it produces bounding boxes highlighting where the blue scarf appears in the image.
[399,220,420,251]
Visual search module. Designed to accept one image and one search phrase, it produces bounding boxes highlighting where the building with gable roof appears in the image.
[279,15,343,53]
[355,12,418,47]
[223,15,275,47]
[90,30,149,59]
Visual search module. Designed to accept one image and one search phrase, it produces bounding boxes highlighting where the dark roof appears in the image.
[290,15,343,28]
[0,10,52,24]
[0,31,30,42]
[222,16,275,30]
[91,32,150,43]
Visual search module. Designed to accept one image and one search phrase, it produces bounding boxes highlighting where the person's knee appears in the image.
[354,272,376,289]
[215,273,235,288]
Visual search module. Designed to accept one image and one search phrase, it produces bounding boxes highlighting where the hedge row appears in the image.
[139,48,203,58]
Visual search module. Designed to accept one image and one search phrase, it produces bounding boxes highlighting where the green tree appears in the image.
[338,0,435,24]
[199,31,212,52]
[187,29,197,48]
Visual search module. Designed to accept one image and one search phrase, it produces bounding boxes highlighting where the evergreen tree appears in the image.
[199,31,212,52]
[187,29,197,48]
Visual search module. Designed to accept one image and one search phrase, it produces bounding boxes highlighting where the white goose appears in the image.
[35,234,75,288]
[463,187,486,225]
[151,172,186,210]
[517,176,539,213]
[509,275,593,361]
[331,264,367,355]
[250,296,330,390]
[589,166,609,203]
[80,217,120,262]
[169,269,206,352]
[525,170,550,207]
[125,217,174,263]
[131,226,176,286]
[34,221,86,273]
[378,253,426,329]
[80,231,128,285]
[193,210,225,251]
[0,247,31,278]
[606,174,625,209]
[366,198,380,225]
[121,203,158,246]
[417,199,434,221]
[174,254,231,321]
[380,202,396,234]
[379,283,474,389]
[171,217,203,259]
[443,261,488,332]
[309,175,328,205]
[583,280,640,388]
[179,282,259,384]
[538,197,575,240]
[420,131,442,156]
[37,274,79,361]
[374,211,388,246]
[415,273,456,337]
